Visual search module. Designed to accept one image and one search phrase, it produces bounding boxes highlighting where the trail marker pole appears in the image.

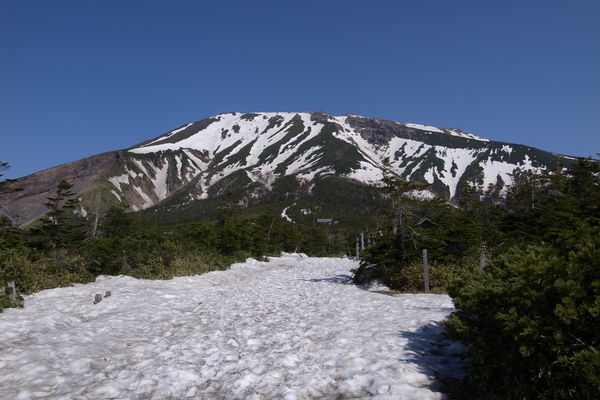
[423,249,429,293]
[480,253,487,270]
[8,281,16,301]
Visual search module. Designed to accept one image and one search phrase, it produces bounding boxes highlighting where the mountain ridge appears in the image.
[3,111,573,225]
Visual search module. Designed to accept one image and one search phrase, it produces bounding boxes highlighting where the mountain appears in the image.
[3,112,570,226]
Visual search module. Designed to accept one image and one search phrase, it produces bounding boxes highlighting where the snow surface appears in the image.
[0,255,464,400]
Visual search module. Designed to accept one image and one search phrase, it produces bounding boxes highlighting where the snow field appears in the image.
[0,255,464,399]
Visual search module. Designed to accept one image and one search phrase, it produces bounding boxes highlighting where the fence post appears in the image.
[480,253,487,270]
[423,249,429,293]
[8,281,16,301]
[356,236,360,259]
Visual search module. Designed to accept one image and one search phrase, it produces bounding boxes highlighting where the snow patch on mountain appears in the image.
[149,161,169,201]
[477,157,537,194]
[346,160,384,184]
[298,166,334,182]
[281,204,295,222]
[131,185,153,211]
[131,112,298,156]
[446,128,489,141]
[167,122,194,137]
[108,174,129,190]
[433,147,479,198]
[174,155,183,181]
[405,123,445,133]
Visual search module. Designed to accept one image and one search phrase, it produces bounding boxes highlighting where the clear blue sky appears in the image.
[1,1,599,179]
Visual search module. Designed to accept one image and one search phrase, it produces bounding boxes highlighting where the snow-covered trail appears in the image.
[0,255,464,399]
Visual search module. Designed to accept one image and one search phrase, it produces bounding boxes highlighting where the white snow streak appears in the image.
[281,205,294,222]
[404,123,444,133]
[149,162,169,201]
[131,185,153,211]
[108,174,129,192]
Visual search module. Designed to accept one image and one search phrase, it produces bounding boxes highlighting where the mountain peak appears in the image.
[4,112,572,225]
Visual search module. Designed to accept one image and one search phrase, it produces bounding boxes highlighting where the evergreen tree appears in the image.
[256,214,302,254]
[376,173,431,261]
[354,168,436,285]
[0,161,23,232]
[565,156,600,219]
[0,161,21,197]
[499,157,600,247]
[29,180,86,250]
[424,207,483,263]
[443,223,600,399]
[443,157,600,398]
[101,205,139,238]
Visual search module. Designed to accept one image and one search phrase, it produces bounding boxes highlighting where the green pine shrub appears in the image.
[383,259,474,293]
[443,223,600,399]
[168,252,231,276]
[0,293,22,312]
[356,257,474,293]
[0,247,95,295]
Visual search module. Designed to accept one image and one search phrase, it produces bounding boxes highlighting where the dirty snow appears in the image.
[0,255,464,400]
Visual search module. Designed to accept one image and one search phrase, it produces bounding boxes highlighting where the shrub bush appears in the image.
[355,258,473,293]
[0,293,22,312]
[1,247,95,295]
[384,259,473,293]
[443,223,600,399]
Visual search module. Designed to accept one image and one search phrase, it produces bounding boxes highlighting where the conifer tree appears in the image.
[0,161,24,248]
[0,162,20,196]
[31,180,86,249]
[565,156,600,219]
[355,164,434,285]
[377,166,431,261]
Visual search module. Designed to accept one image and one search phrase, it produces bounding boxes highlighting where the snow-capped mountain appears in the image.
[3,112,569,225]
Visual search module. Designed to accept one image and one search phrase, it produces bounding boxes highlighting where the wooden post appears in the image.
[105,291,112,297]
[480,253,486,270]
[94,294,102,304]
[8,281,16,301]
[360,232,365,251]
[356,236,360,259]
[423,249,429,293]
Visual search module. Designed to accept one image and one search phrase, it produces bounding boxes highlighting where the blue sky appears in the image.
[1,1,599,179]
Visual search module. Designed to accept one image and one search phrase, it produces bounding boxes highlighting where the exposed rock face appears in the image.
[345,115,417,144]
[2,151,121,225]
